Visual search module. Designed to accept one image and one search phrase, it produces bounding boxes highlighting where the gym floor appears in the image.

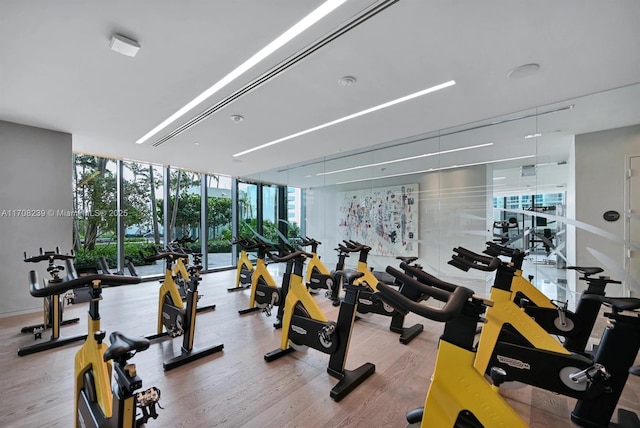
[1,265,638,427]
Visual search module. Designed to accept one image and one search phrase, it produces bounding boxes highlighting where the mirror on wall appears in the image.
[246,83,640,299]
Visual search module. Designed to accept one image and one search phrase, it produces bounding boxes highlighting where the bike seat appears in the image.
[396,256,418,265]
[586,295,640,312]
[568,266,604,276]
[336,270,364,284]
[104,331,150,362]
[373,270,396,285]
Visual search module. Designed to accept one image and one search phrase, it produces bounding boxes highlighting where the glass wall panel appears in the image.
[206,174,233,269]
[286,186,303,239]
[166,169,202,250]
[72,154,118,271]
[244,84,640,303]
[237,181,258,238]
[261,183,279,242]
[122,161,164,277]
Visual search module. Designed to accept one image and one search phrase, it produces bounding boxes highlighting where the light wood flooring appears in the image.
[1,267,638,427]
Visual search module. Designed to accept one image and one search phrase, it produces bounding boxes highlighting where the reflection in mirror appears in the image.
[243,83,640,302]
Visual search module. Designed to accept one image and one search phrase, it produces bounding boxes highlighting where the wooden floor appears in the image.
[1,267,639,427]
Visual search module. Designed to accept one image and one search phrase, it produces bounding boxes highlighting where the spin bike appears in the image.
[28,262,162,428]
[341,240,396,286]
[237,238,281,318]
[297,237,342,304]
[228,237,255,292]
[484,241,623,353]
[166,237,216,313]
[264,249,375,401]
[18,248,87,356]
[141,248,223,371]
[449,247,640,428]
[338,241,425,344]
[376,266,528,427]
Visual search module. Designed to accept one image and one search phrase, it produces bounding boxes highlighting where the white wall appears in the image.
[574,124,640,296]
[0,121,73,316]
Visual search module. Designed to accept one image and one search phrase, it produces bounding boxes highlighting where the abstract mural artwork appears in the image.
[338,184,418,256]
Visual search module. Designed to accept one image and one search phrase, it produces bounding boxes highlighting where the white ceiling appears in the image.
[2,0,640,182]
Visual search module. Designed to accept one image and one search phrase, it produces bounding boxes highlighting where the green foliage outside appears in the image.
[156,193,233,241]
[238,219,300,244]
[71,154,301,270]
[73,241,156,270]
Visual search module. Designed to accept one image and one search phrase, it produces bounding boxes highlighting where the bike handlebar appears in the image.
[172,236,196,244]
[398,263,458,293]
[267,249,312,263]
[378,268,474,322]
[29,270,141,298]
[387,266,452,302]
[140,249,189,262]
[24,248,75,263]
[450,247,502,272]
[483,242,518,257]
[342,240,371,252]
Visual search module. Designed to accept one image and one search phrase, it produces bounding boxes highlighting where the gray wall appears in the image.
[574,124,640,296]
[0,120,73,316]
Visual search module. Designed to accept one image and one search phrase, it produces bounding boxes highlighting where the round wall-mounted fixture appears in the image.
[193,141,200,146]
[507,63,540,79]
[338,76,357,86]
[230,115,244,123]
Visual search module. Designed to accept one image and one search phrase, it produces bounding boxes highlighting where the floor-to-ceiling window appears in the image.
[72,154,119,271]
[237,181,258,237]
[122,160,165,276]
[206,174,233,269]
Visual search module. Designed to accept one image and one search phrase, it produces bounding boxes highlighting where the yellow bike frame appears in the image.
[172,255,192,283]
[422,340,527,427]
[354,260,380,290]
[248,256,277,308]
[74,280,118,426]
[234,248,254,288]
[304,249,330,285]
[279,267,328,351]
[157,257,185,334]
[474,281,570,375]
[509,267,556,309]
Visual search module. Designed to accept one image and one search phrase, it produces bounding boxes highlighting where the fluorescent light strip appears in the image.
[136,0,348,145]
[335,154,535,184]
[233,79,456,157]
[317,142,492,176]
[524,133,542,139]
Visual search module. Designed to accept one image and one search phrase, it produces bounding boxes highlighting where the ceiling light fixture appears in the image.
[317,142,492,176]
[507,63,540,79]
[335,154,535,185]
[231,115,245,123]
[338,76,357,86]
[493,176,506,180]
[524,132,542,139]
[233,79,456,157]
[109,34,140,57]
[136,0,348,145]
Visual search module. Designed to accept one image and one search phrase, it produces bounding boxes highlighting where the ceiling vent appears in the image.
[521,165,536,177]
[151,0,399,147]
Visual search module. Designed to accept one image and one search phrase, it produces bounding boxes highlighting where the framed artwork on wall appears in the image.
[338,184,418,256]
